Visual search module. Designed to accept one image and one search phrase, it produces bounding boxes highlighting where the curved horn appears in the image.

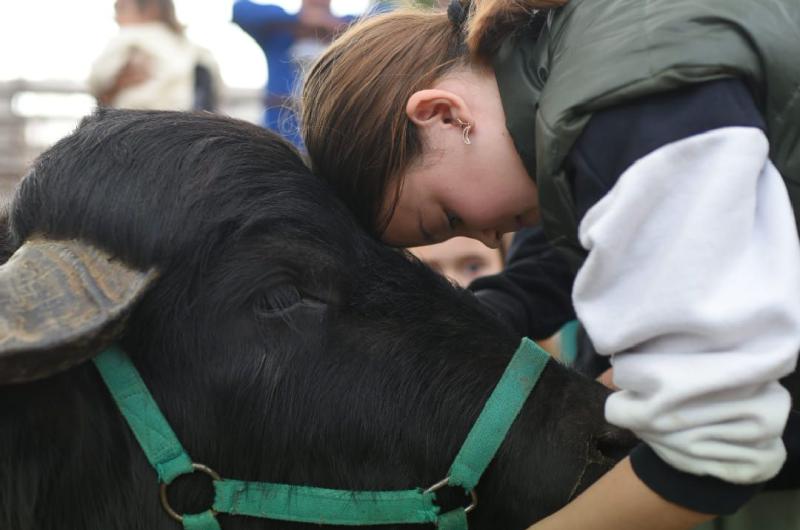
[0,239,157,384]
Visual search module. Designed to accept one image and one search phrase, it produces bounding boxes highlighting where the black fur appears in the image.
[0,198,11,264]
[0,109,633,530]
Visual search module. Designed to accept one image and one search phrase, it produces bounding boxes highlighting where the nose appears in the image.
[474,229,501,249]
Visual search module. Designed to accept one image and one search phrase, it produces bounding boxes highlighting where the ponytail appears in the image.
[462,0,568,61]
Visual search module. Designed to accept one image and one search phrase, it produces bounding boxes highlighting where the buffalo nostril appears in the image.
[595,427,638,463]
[567,427,639,502]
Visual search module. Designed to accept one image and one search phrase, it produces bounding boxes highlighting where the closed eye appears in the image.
[254,274,331,317]
[258,284,303,313]
[446,212,462,232]
[255,285,328,328]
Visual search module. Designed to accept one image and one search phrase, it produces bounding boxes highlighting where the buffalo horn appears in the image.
[0,239,157,384]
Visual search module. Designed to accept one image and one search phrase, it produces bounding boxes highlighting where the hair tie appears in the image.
[447,0,469,30]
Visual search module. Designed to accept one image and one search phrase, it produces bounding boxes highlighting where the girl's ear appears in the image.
[406,89,472,129]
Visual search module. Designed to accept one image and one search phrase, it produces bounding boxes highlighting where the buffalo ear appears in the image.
[0,239,157,384]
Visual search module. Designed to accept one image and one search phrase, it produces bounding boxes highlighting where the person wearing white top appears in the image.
[88,0,221,111]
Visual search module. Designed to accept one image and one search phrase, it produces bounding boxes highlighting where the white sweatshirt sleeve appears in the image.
[573,126,800,484]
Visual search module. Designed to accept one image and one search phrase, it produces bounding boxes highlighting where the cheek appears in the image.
[489,145,537,202]
[458,192,524,226]
[465,168,535,219]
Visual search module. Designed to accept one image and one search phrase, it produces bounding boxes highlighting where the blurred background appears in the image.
[0,0,444,197]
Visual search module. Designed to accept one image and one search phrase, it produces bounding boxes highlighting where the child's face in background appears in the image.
[409,237,504,287]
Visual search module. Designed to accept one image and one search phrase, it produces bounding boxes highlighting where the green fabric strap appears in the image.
[182,511,222,530]
[93,347,193,484]
[447,338,550,491]
[437,509,469,530]
[213,480,438,525]
[558,320,580,366]
[93,337,548,528]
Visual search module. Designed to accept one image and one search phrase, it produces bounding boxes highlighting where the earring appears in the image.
[455,118,472,145]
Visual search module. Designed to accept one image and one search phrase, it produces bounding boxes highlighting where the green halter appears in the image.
[92,337,550,529]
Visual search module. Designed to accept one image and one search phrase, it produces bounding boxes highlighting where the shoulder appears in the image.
[569,78,765,220]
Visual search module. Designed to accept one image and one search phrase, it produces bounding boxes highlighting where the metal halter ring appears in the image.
[159,463,222,523]
[425,476,478,514]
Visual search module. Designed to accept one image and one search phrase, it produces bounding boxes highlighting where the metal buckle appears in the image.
[159,462,222,523]
[425,476,478,514]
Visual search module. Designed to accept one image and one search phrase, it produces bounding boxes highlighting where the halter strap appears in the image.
[448,338,549,490]
[93,338,549,529]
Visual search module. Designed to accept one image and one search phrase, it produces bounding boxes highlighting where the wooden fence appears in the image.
[0,80,262,198]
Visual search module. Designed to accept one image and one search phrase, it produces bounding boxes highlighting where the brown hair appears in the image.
[300,1,567,236]
[135,0,184,34]
[466,0,567,60]
[301,9,468,236]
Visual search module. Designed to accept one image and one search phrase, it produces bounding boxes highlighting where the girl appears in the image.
[300,1,800,529]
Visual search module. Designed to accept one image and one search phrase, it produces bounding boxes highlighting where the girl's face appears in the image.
[381,69,539,248]
[382,151,539,248]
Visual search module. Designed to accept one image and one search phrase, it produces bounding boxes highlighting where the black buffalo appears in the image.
[0,109,632,530]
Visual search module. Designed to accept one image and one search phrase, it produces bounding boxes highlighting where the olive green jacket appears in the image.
[493,0,800,267]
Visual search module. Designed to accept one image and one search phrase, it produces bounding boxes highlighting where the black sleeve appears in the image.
[768,410,800,491]
[469,225,575,339]
[629,446,762,515]
[569,78,766,224]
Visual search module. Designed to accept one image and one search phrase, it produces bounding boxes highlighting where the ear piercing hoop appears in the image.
[455,118,472,145]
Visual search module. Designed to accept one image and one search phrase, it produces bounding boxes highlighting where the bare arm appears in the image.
[528,459,713,530]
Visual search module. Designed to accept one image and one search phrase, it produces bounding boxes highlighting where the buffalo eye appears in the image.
[256,284,303,315]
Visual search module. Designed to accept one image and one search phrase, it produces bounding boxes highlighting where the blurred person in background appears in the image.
[409,235,504,289]
[232,0,354,146]
[89,0,222,111]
